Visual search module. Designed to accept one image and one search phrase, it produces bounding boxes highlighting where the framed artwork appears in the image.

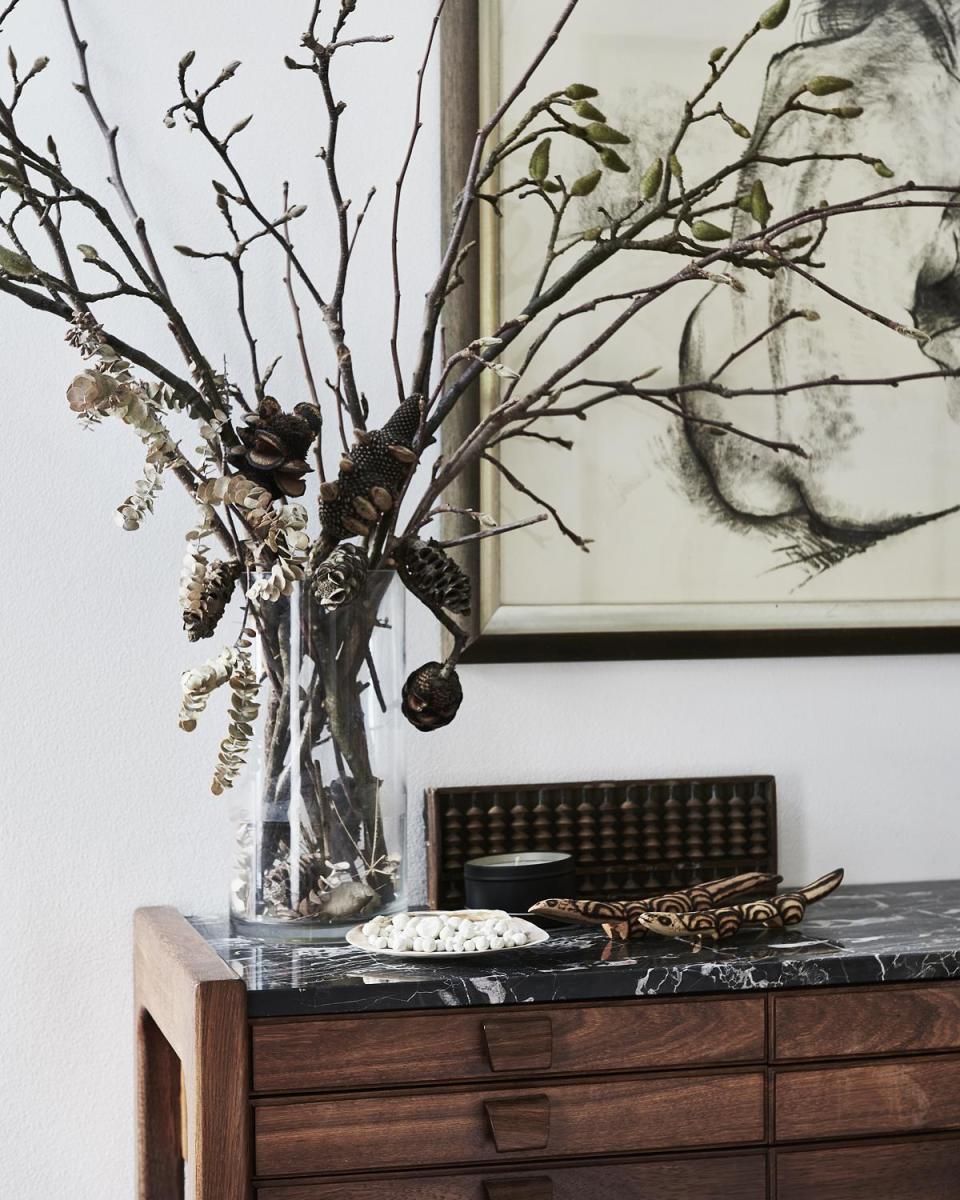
[440,0,960,662]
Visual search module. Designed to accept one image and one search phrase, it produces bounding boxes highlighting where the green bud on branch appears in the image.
[584,122,630,145]
[759,0,791,30]
[599,148,630,173]
[0,245,37,277]
[641,157,663,199]
[573,99,606,121]
[669,154,683,180]
[564,83,599,100]
[691,219,730,242]
[806,75,854,96]
[570,169,602,196]
[709,46,727,65]
[873,160,895,178]
[751,179,772,227]
[829,105,863,119]
[529,138,551,182]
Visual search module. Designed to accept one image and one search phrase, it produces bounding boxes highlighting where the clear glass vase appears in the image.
[230,571,406,936]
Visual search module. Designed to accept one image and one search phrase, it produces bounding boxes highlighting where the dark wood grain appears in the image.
[483,1178,553,1200]
[253,1151,767,1199]
[483,1018,552,1072]
[775,1054,960,1142]
[251,995,766,1094]
[135,907,251,1200]
[484,1095,550,1152]
[773,983,960,1061]
[254,1070,766,1177]
[775,1135,960,1199]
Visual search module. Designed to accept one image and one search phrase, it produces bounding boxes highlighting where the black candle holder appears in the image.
[464,851,577,913]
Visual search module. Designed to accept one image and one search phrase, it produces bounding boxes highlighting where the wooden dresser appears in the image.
[135,881,960,1199]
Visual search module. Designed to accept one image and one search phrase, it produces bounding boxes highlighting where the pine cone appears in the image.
[319,396,421,543]
[184,558,242,641]
[309,542,368,611]
[227,398,322,499]
[396,538,471,615]
[402,661,463,731]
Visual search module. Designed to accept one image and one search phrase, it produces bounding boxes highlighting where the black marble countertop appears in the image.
[191,880,960,1017]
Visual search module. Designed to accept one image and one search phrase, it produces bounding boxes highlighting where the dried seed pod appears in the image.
[184,558,242,641]
[395,538,471,616]
[402,661,463,732]
[308,542,368,611]
[319,395,421,544]
[226,399,321,499]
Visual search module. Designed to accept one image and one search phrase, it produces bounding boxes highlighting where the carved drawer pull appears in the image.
[482,1017,553,1072]
[483,1176,554,1200]
[484,1094,551,1153]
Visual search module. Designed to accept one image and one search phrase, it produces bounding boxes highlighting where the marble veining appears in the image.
[190,880,960,1017]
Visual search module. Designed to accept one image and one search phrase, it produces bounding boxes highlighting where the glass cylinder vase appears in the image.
[231,571,406,936]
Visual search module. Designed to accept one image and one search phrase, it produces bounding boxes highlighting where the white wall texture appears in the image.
[2,3,959,1196]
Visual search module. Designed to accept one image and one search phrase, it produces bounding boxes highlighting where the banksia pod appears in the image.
[227,397,322,499]
[319,395,421,544]
[308,541,368,611]
[184,558,241,641]
[402,660,463,732]
[395,538,471,616]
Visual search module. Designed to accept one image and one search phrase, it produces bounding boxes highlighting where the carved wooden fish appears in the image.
[529,871,781,940]
[634,869,845,942]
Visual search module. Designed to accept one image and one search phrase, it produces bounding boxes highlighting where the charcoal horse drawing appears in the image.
[679,0,960,581]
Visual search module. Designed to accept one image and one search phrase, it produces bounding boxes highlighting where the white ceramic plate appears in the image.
[345,911,550,959]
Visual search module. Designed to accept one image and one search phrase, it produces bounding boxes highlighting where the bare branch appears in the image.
[436,512,548,548]
[409,0,582,401]
[60,0,168,292]
[483,452,591,550]
[389,0,445,399]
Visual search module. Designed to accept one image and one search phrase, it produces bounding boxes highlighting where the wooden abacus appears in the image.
[425,775,778,910]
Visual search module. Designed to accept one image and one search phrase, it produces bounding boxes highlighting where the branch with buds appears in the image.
[0,0,955,780]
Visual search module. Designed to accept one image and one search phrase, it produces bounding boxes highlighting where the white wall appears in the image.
[2,3,958,1197]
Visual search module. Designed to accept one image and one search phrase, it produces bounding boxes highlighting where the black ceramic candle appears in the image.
[464,852,577,913]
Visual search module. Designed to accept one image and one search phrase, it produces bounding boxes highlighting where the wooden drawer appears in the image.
[775,1054,960,1142]
[252,995,765,1094]
[776,1135,960,1199]
[254,1069,766,1178]
[773,983,960,1061]
[255,1151,767,1199]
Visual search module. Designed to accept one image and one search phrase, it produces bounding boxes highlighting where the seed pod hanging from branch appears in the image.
[395,538,471,616]
[318,395,421,544]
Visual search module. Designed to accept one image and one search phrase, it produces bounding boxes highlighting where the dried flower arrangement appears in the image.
[1,0,955,922]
